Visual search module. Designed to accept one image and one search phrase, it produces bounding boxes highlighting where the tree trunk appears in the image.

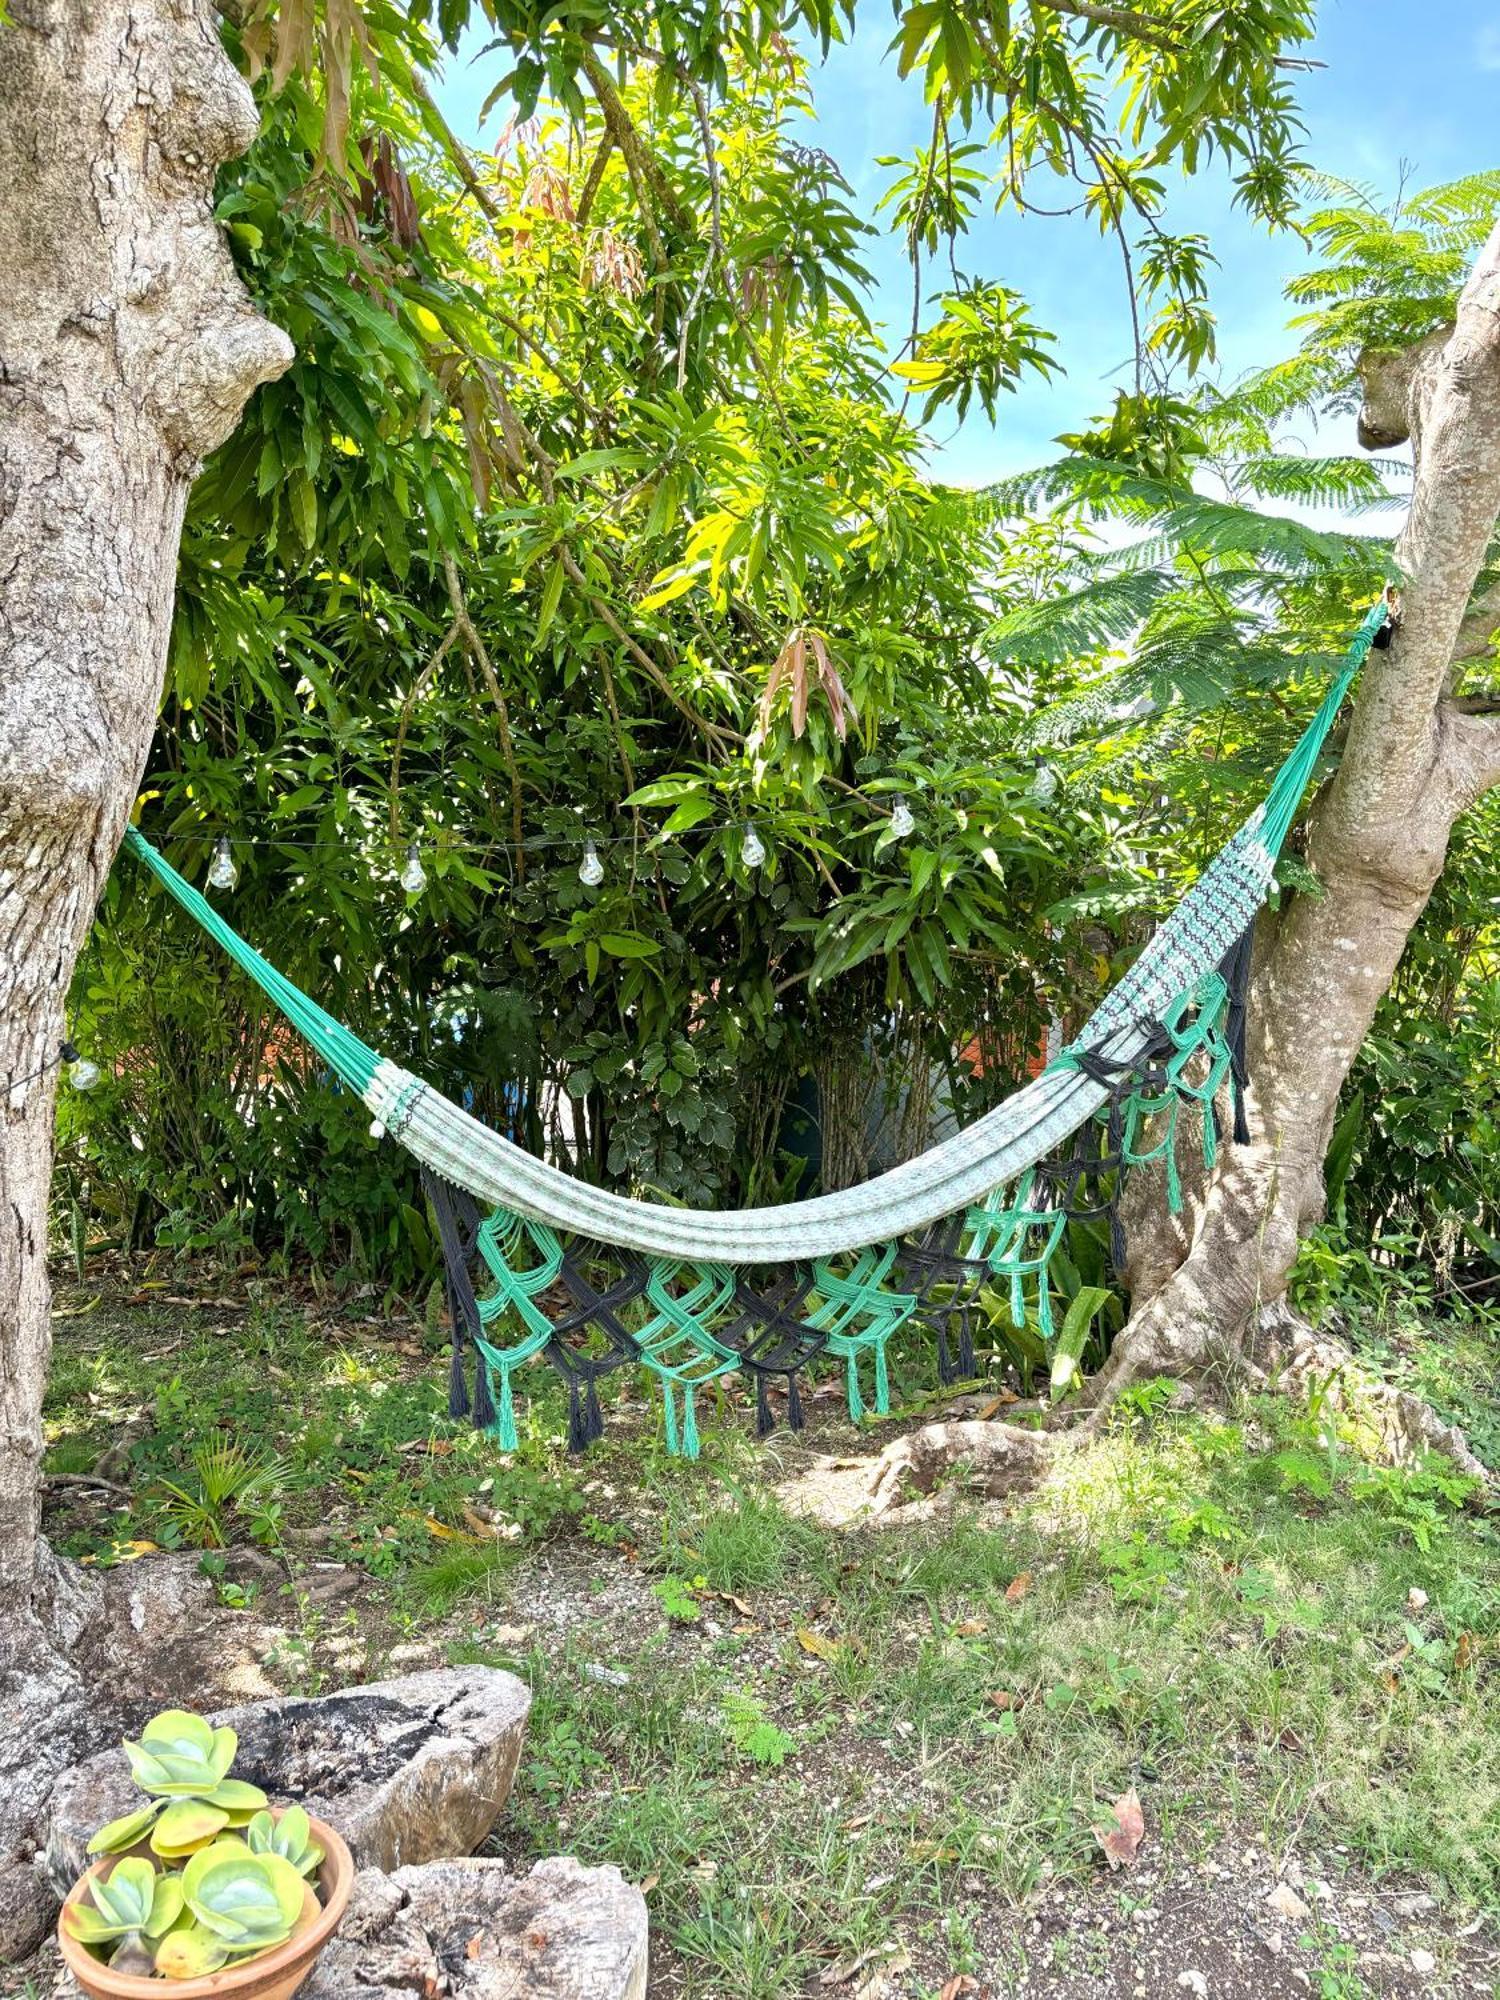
[1095,225,1500,1409]
[0,0,290,1952]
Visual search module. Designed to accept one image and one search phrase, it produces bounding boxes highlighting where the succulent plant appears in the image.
[179,1838,306,1955]
[71,1708,331,1983]
[246,1805,324,1878]
[87,1710,268,1858]
[64,1855,185,1960]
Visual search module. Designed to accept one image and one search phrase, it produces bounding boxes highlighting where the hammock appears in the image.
[121,600,1388,1451]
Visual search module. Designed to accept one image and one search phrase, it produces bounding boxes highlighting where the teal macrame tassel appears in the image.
[495,1364,518,1452]
[1010,1270,1026,1329]
[874,1342,890,1416]
[682,1384,700,1460]
[845,1352,865,1423]
[663,1383,680,1456]
[1037,1279,1054,1339]
[1164,1126,1183,1214]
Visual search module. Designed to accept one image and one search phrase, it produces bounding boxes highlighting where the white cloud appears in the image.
[1477,21,1500,70]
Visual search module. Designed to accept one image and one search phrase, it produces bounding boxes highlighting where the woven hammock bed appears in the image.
[122,601,1391,1455]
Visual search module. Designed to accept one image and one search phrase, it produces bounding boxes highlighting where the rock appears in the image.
[867,1420,1048,1513]
[1,1549,280,1963]
[1410,1948,1437,1976]
[1391,1892,1436,1918]
[301,1855,648,2000]
[44,1665,530,1898]
[1407,1587,1429,1612]
[1266,1881,1310,1923]
[1176,1974,1208,1998]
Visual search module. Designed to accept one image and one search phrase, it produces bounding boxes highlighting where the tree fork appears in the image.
[0,0,289,1953]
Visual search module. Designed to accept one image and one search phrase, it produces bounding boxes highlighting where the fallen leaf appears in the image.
[639,1873,660,1895]
[1092,1787,1146,1869]
[953,1617,986,1637]
[985,1690,1017,1711]
[716,1591,754,1616]
[1455,1631,1475,1670]
[466,1933,485,1960]
[797,1629,843,1662]
[820,1942,909,1988]
[907,1841,957,1863]
[940,1978,980,2000]
[1004,1572,1032,1602]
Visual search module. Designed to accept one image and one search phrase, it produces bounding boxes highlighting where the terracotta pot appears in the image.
[57,1811,353,2000]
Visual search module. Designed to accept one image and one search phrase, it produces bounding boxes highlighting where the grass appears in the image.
[38,1276,1500,1994]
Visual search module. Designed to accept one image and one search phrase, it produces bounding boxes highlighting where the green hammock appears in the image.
[120,600,1388,1453]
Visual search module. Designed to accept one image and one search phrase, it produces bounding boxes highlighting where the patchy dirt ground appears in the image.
[20,1274,1500,1997]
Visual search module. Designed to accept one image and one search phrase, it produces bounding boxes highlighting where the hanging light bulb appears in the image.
[1030,765,1059,803]
[207,835,238,891]
[578,840,604,887]
[60,1040,100,1092]
[740,823,766,869]
[400,841,427,894]
[889,795,915,839]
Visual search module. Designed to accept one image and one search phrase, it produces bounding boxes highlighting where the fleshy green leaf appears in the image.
[155,1925,231,1979]
[87,1800,164,1855]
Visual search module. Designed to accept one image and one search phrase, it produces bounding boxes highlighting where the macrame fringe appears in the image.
[1220,923,1254,1146]
[873,1341,890,1417]
[845,1352,865,1423]
[957,1313,976,1379]
[682,1384,700,1458]
[473,1356,497,1431]
[756,1374,774,1438]
[786,1372,804,1432]
[494,1364,517,1452]
[448,1333,470,1421]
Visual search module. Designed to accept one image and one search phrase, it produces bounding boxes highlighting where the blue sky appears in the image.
[438,2,1500,482]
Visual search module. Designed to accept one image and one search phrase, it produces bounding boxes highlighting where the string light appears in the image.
[889,796,915,839]
[740,824,766,869]
[578,840,604,887]
[207,836,239,891]
[399,842,428,894]
[60,1040,100,1092]
[1030,766,1059,803]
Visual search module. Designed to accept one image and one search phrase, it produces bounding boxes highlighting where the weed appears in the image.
[720,1689,795,1768]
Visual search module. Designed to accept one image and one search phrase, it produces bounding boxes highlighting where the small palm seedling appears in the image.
[152,1439,287,1549]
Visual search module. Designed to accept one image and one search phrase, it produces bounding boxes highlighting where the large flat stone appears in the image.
[301,1856,649,2000]
[44,1665,530,1899]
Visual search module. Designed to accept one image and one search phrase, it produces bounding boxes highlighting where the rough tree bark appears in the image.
[1092,223,1500,1433]
[0,0,290,1952]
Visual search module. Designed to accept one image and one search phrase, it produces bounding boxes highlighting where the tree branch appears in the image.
[441,551,528,876]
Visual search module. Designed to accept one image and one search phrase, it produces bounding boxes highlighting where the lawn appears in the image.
[33,1266,1500,1999]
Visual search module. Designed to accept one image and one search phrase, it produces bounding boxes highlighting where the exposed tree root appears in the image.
[1246,1300,1493,1496]
[863,1302,1492,1519]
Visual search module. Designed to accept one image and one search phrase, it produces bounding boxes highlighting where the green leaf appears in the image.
[1050,1286,1111,1397]
[598,932,661,958]
[87,1800,165,1855]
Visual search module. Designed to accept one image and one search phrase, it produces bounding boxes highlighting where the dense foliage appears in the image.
[56,0,1499,1314]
